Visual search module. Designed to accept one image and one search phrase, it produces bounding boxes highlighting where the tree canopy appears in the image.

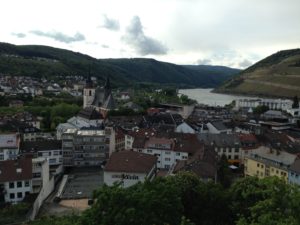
[30,173,300,225]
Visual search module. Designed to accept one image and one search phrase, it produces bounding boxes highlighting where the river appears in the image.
[179,88,258,106]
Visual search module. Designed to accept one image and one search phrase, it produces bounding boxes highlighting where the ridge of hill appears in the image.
[216,49,300,98]
[0,42,239,88]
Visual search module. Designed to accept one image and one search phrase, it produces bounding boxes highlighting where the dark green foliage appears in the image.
[253,105,269,115]
[217,154,233,188]
[0,203,30,224]
[31,174,300,225]
[292,95,299,108]
[30,215,81,225]
[0,42,239,88]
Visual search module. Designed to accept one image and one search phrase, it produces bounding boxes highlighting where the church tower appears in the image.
[83,74,95,108]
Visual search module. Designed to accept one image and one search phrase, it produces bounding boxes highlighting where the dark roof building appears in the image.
[0,157,32,183]
[104,150,157,174]
[20,140,62,153]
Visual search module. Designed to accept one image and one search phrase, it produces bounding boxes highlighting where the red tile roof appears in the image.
[0,157,32,182]
[104,150,157,173]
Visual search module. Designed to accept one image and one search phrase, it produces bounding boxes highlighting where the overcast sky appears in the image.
[2,0,300,68]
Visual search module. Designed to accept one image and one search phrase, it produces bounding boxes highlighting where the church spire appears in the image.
[104,76,111,90]
[85,65,93,88]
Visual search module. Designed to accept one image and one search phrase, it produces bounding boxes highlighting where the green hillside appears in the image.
[0,42,239,88]
[216,49,300,98]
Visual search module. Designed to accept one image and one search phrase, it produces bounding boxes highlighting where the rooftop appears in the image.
[104,150,157,173]
[0,157,32,182]
[20,140,62,153]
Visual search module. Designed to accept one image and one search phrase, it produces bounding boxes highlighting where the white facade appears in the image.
[133,148,188,169]
[287,108,300,118]
[4,180,32,203]
[125,134,134,150]
[0,134,20,161]
[237,98,293,111]
[104,171,148,188]
[37,150,62,166]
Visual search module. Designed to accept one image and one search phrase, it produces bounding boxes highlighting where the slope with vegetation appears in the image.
[0,42,239,88]
[216,49,300,98]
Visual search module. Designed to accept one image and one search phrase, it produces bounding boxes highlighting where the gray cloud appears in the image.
[11,32,26,38]
[196,58,212,65]
[238,59,253,69]
[100,15,120,31]
[122,16,168,55]
[30,30,85,43]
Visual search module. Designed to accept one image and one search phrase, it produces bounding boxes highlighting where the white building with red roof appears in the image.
[104,151,157,188]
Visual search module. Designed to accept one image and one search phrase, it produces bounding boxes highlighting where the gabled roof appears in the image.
[104,150,157,173]
[78,107,103,120]
[173,147,217,179]
[0,157,32,182]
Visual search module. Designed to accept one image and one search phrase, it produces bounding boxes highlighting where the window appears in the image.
[25,181,29,187]
[17,192,22,198]
[49,158,57,164]
[176,153,180,156]
[165,151,171,155]
[147,150,152,153]
[228,155,232,159]
[165,158,171,161]
[257,163,260,167]
[10,193,15,199]
[9,182,14,189]
[234,155,239,160]
[228,149,232,153]
[261,165,264,169]
[33,173,41,178]
[17,181,22,188]
[234,148,239,153]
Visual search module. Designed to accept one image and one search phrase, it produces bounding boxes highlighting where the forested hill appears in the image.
[216,48,300,97]
[0,42,239,88]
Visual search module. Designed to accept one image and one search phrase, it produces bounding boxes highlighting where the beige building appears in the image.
[244,146,297,182]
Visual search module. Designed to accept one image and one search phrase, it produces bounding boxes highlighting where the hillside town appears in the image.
[1,74,300,221]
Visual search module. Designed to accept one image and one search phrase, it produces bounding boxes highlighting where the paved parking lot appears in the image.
[61,168,104,199]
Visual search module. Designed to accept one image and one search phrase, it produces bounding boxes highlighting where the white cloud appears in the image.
[122,16,168,56]
[100,15,120,31]
[30,30,85,43]
[0,0,299,68]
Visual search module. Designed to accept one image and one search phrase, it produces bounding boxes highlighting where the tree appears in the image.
[231,176,300,225]
[253,105,269,115]
[217,154,232,188]
[292,95,299,109]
